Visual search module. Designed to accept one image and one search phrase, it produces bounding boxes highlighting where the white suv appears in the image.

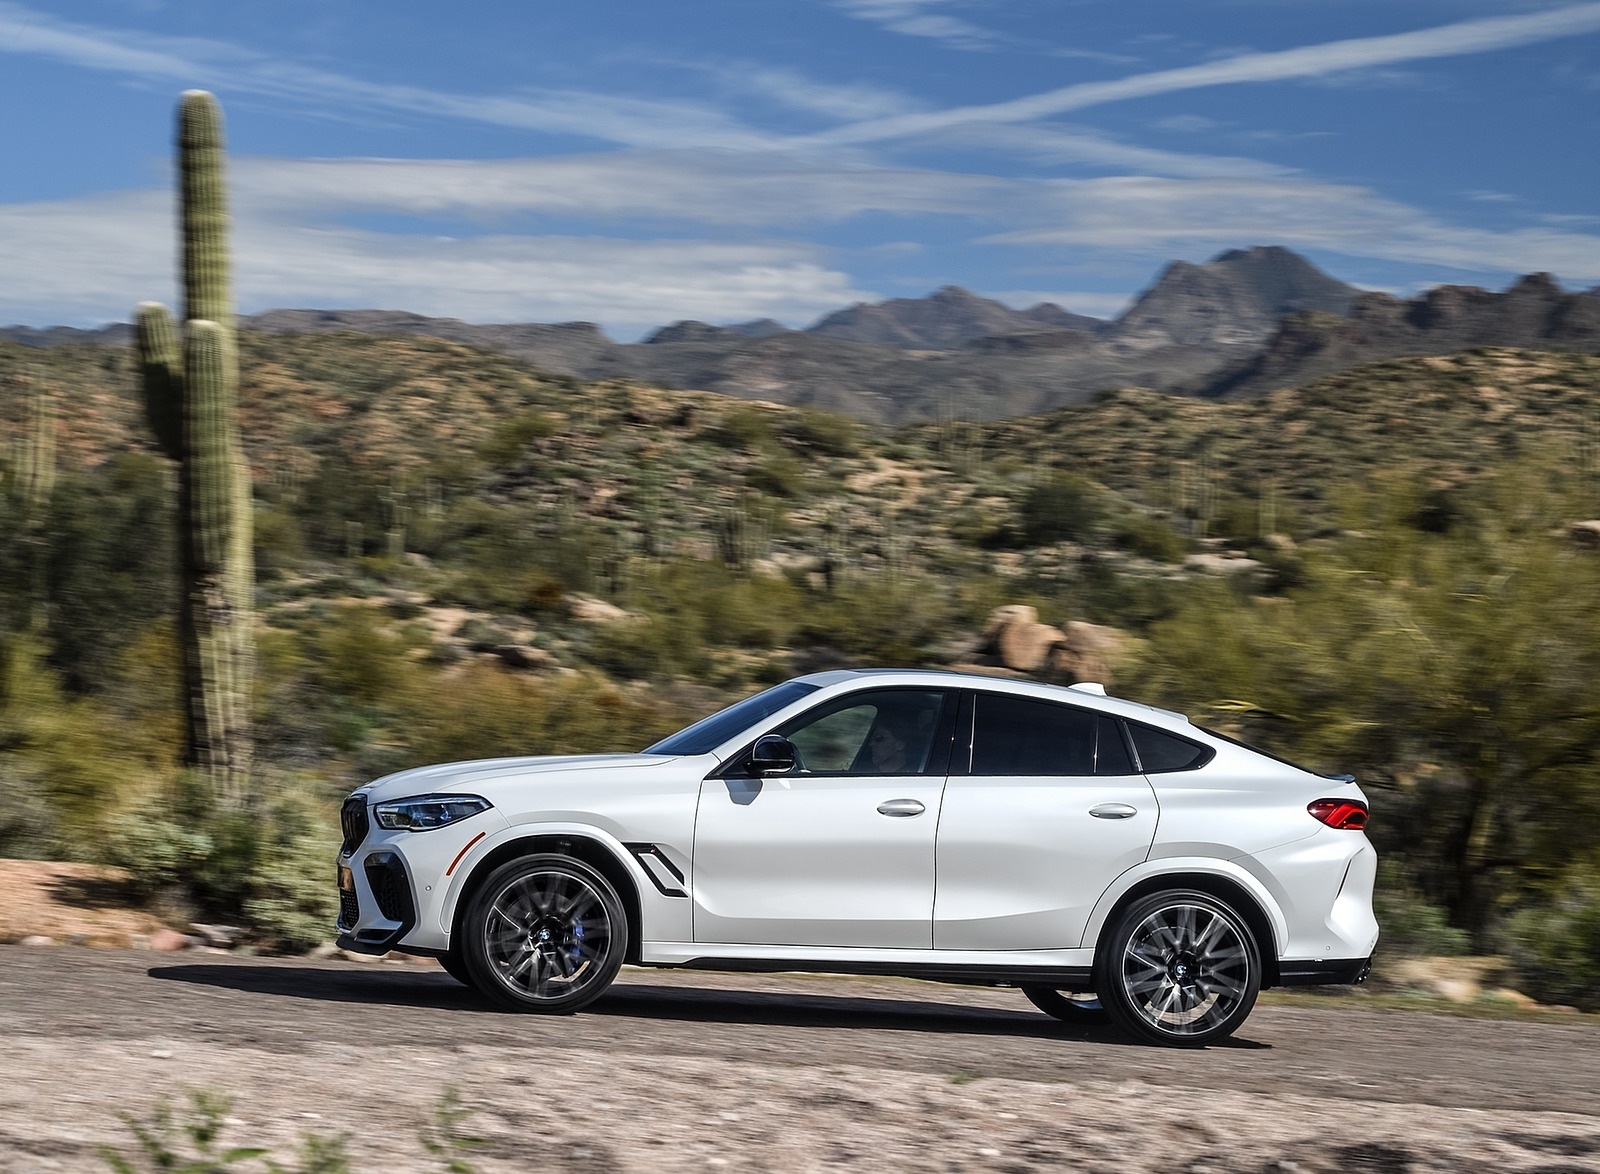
[336,670,1378,1045]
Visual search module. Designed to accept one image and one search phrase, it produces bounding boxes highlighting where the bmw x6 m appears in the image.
[336,669,1378,1046]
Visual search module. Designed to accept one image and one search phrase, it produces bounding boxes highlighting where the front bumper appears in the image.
[336,797,508,953]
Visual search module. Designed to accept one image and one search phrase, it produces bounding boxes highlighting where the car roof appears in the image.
[790,668,1196,731]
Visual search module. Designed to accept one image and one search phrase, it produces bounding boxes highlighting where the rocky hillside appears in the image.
[1196,273,1600,399]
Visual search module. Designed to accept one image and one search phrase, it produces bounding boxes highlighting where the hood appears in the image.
[357,753,678,802]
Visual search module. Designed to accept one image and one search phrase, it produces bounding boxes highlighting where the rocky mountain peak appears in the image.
[1110,246,1358,351]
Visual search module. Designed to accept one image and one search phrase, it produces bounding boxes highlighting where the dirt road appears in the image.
[1,946,1597,1173]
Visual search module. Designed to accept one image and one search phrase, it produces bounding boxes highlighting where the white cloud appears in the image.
[806,2,1600,145]
[0,187,868,334]
[832,0,995,50]
[0,2,776,150]
[229,153,1012,225]
[715,65,920,121]
[1152,114,1226,134]
[924,123,1294,179]
[985,176,1600,279]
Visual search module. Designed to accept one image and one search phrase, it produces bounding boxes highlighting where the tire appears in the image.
[438,949,473,986]
[1096,889,1261,1047]
[460,853,628,1013]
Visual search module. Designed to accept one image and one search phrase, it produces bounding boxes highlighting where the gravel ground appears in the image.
[1,946,1598,1174]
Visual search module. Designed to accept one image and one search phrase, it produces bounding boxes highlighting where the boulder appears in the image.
[982,605,1066,672]
[1049,621,1125,687]
[1565,520,1600,548]
[494,644,553,671]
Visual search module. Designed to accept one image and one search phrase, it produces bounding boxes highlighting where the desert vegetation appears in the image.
[2,331,1599,1006]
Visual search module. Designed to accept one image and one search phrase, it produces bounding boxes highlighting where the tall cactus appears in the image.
[137,91,253,799]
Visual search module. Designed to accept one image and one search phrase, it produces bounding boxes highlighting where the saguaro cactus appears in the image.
[137,91,254,799]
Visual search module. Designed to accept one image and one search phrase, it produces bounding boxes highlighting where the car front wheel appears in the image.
[461,853,628,1013]
[1097,890,1260,1046]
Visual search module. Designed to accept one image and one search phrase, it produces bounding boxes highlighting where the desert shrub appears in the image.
[777,407,862,457]
[252,505,306,580]
[37,456,176,693]
[1372,864,1470,957]
[104,771,341,952]
[1112,513,1189,563]
[1018,474,1105,546]
[1505,866,1600,1011]
[705,406,778,452]
[391,666,690,766]
[478,408,557,469]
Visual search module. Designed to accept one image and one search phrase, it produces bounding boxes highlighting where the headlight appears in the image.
[373,794,492,831]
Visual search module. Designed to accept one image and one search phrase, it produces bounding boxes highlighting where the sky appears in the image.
[3,0,1600,340]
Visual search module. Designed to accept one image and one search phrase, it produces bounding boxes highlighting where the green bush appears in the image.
[1372,867,1470,957]
[104,771,341,952]
[1506,867,1600,1011]
[1019,474,1104,546]
[1112,513,1189,563]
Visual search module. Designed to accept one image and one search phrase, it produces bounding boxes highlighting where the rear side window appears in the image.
[969,694,1136,777]
[1127,721,1213,773]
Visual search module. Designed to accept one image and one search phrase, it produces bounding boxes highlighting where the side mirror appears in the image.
[749,735,797,776]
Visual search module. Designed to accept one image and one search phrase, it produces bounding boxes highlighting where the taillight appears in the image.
[1309,799,1368,830]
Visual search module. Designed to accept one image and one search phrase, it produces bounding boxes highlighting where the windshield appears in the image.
[645,680,821,756]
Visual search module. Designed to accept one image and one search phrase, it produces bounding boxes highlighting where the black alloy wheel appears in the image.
[1097,889,1261,1046]
[461,853,628,1013]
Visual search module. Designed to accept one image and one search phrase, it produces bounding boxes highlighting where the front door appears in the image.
[693,688,953,948]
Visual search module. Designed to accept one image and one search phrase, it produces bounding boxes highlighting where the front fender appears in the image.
[436,821,692,947]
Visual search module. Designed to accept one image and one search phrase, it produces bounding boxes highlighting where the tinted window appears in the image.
[1096,714,1135,775]
[1128,722,1213,773]
[778,689,947,775]
[970,694,1097,776]
[646,680,819,755]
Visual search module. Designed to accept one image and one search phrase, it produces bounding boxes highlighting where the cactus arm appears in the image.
[136,302,183,460]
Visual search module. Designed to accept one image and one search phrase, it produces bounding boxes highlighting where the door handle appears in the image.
[877,799,926,817]
[1089,803,1139,819]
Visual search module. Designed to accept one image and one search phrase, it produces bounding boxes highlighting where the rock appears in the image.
[147,928,196,952]
[1185,552,1263,574]
[306,941,340,959]
[19,935,54,947]
[189,922,242,948]
[1049,621,1125,687]
[493,644,553,670]
[339,949,388,963]
[1565,520,1600,548]
[982,605,1067,672]
[568,596,631,623]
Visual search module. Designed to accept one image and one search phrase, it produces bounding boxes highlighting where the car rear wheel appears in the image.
[1097,889,1260,1047]
[461,853,627,1013]
[1020,986,1108,1024]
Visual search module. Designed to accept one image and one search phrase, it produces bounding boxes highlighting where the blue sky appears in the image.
[4,0,1600,339]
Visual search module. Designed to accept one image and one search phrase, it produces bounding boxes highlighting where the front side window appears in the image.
[776,689,947,775]
[968,694,1135,776]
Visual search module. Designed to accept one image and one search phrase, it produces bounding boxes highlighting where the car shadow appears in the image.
[147,963,1268,1049]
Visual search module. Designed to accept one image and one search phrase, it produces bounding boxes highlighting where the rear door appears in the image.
[934,691,1159,950]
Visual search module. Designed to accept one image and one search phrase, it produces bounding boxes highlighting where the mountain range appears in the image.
[6,246,1599,424]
